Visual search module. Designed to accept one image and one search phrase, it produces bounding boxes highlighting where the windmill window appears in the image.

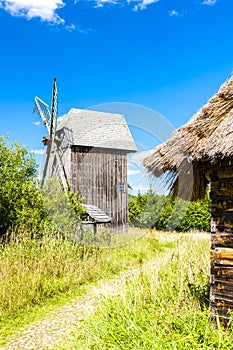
[119,181,125,193]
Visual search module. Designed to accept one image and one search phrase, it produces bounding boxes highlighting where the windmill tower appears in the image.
[34,78,136,230]
[33,78,68,190]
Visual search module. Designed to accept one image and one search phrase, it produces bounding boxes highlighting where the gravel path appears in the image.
[0,237,180,350]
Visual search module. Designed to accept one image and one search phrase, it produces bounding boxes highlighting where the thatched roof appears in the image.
[144,76,233,200]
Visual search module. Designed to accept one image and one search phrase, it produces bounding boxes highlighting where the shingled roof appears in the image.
[83,204,112,223]
[56,108,137,152]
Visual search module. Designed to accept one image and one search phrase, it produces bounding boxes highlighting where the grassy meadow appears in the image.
[60,233,233,350]
[0,228,175,345]
[2,229,233,349]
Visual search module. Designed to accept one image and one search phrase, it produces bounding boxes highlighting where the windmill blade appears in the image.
[50,77,58,138]
[34,78,69,190]
[33,97,51,134]
[50,78,69,190]
[34,78,58,137]
[49,78,68,189]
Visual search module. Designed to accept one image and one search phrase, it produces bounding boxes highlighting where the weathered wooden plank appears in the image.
[111,153,116,224]
[210,303,233,319]
[209,168,233,324]
[211,213,233,230]
[211,278,233,290]
[212,212,233,221]
[210,296,233,320]
[212,233,233,248]
[211,266,233,281]
[211,248,233,265]
[70,147,129,227]
[211,282,233,300]
[211,295,233,305]
[211,179,233,197]
[216,169,233,180]
[212,198,233,212]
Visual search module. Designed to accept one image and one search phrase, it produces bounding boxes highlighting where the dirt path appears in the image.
[0,236,181,350]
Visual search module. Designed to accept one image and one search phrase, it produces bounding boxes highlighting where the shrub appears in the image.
[129,190,211,232]
[41,178,86,239]
[0,135,85,239]
[0,135,46,237]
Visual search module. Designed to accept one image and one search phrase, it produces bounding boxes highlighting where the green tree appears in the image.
[128,192,148,226]
[129,190,166,229]
[0,135,46,237]
[128,190,211,232]
[136,190,167,229]
[176,194,211,232]
[41,178,86,239]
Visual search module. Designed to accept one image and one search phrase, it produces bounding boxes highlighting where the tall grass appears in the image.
[0,228,175,344]
[61,234,233,349]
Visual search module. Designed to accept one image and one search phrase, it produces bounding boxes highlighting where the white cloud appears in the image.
[91,0,159,10]
[203,0,217,5]
[33,121,41,126]
[0,0,65,24]
[133,0,159,11]
[66,23,76,32]
[94,0,118,8]
[77,25,95,34]
[32,149,46,155]
[169,10,178,16]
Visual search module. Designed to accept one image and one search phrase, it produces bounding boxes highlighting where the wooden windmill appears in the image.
[33,78,68,190]
[33,78,136,230]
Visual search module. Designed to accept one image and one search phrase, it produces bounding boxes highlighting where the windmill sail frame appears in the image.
[33,78,68,190]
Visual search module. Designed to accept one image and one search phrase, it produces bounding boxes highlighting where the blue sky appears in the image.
[0,0,232,193]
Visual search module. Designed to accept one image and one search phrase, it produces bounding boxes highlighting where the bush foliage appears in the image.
[0,135,84,239]
[0,135,46,237]
[129,189,211,232]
